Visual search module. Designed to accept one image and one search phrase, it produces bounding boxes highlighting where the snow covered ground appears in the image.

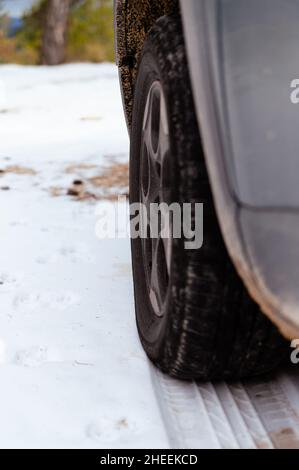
[0,63,169,449]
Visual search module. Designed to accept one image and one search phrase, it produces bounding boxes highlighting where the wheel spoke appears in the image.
[148,152,161,203]
[158,91,170,164]
[149,236,167,312]
[149,236,160,311]
[143,83,161,157]
[159,95,172,205]
[161,230,172,275]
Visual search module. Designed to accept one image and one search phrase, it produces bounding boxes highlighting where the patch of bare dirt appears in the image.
[88,163,129,190]
[80,116,102,122]
[50,161,129,202]
[0,165,37,176]
[49,186,64,197]
[65,163,98,174]
[0,108,19,114]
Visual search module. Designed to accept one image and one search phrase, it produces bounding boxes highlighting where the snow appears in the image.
[0,63,169,449]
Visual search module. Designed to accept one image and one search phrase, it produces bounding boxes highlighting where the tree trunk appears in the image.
[41,0,71,65]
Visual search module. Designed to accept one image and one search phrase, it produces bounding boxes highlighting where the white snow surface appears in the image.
[0,63,169,449]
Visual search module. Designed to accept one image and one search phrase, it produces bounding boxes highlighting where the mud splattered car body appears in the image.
[115,0,299,379]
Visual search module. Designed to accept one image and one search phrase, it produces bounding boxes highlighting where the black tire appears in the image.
[130,14,289,380]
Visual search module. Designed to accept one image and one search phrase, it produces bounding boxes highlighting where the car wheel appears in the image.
[129,14,289,380]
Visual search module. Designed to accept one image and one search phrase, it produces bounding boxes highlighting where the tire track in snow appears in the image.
[150,364,299,449]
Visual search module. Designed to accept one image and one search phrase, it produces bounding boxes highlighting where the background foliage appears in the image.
[0,0,114,64]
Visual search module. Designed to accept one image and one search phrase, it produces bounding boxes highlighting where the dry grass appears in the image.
[49,186,64,197]
[88,163,129,189]
[0,165,37,175]
[0,33,38,65]
[80,116,102,122]
[50,161,129,202]
[65,163,98,174]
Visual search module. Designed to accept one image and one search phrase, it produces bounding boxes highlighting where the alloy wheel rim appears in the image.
[140,81,172,317]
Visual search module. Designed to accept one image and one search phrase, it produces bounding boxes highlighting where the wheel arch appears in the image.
[114,0,180,129]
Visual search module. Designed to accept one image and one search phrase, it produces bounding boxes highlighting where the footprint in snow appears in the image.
[59,243,93,263]
[14,347,49,367]
[0,271,24,291]
[35,244,93,265]
[86,417,130,443]
[9,219,27,227]
[13,290,81,312]
[13,346,61,367]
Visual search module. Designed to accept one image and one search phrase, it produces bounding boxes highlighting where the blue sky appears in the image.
[2,0,37,17]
